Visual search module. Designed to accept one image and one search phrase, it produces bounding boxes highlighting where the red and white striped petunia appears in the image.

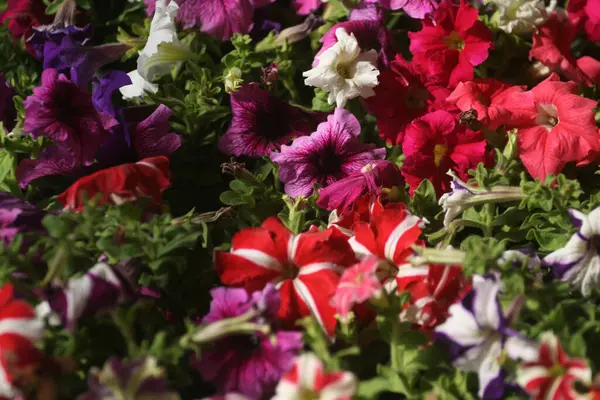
[215,217,357,336]
[0,283,44,399]
[517,332,591,400]
[272,353,356,400]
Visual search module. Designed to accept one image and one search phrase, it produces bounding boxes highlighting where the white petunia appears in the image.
[120,0,179,99]
[303,28,380,108]
[489,0,556,34]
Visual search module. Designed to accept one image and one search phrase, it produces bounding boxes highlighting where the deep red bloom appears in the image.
[408,0,492,89]
[215,217,358,336]
[327,195,386,236]
[57,156,171,212]
[0,0,51,40]
[401,110,488,196]
[366,54,452,145]
[446,79,527,130]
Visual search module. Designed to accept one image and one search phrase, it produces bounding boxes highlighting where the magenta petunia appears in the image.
[379,0,439,19]
[219,83,325,157]
[270,108,386,198]
[23,69,116,166]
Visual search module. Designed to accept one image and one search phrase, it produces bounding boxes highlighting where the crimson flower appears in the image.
[327,194,386,236]
[517,332,591,400]
[503,75,600,180]
[215,216,357,336]
[408,0,492,89]
[57,156,171,212]
[568,0,600,42]
[400,110,488,196]
[0,0,51,40]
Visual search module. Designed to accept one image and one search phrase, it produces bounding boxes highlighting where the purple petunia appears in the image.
[316,160,403,212]
[271,108,386,198]
[192,284,303,399]
[219,83,324,157]
[0,192,47,245]
[435,274,538,399]
[378,0,439,19]
[0,73,16,133]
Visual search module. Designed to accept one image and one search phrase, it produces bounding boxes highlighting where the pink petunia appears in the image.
[503,75,600,180]
[567,0,600,42]
[400,110,488,196]
[378,0,439,19]
[408,0,492,89]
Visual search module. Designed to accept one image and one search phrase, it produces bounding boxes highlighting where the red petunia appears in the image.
[445,78,526,130]
[215,217,358,336]
[400,110,488,196]
[0,0,52,40]
[502,75,600,180]
[366,54,452,145]
[408,0,492,89]
[57,156,171,212]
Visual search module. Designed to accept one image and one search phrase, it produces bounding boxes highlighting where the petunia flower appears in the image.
[400,110,488,196]
[218,83,325,157]
[92,71,132,118]
[0,192,47,245]
[516,332,592,400]
[27,24,92,60]
[0,283,45,399]
[78,357,180,400]
[331,257,384,322]
[568,0,600,43]
[292,0,322,15]
[316,160,403,213]
[23,69,117,166]
[191,285,303,398]
[543,207,600,296]
[488,0,554,34]
[215,216,358,335]
[408,0,493,89]
[530,14,600,87]
[502,75,600,180]
[445,78,527,130]
[0,0,52,40]
[272,353,357,400]
[120,0,179,99]
[327,194,386,236]
[57,156,171,212]
[0,74,16,133]
[271,108,385,198]
[303,28,380,108]
[378,0,439,19]
[42,262,134,330]
[435,274,538,398]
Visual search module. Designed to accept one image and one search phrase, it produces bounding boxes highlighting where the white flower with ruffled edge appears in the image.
[489,0,556,34]
[303,27,379,108]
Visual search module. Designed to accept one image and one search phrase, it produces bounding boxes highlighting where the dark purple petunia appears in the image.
[191,285,303,399]
[23,68,117,166]
[271,108,386,198]
[0,73,16,133]
[92,70,132,118]
[16,144,82,188]
[0,192,47,245]
[78,357,178,400]
[27,24,93,60]
[219,83,325,157]
[316,160,403,212]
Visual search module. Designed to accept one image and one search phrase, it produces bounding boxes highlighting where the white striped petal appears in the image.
[384,214,420,261]
[298,262,344,276]
[230,249,283,271]
[293,279,327,334]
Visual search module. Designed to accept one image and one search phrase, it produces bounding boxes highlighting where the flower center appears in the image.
[298,386,320,400]
[336,61,356,79]
[444,31,465,50]
[433,144,449,167]
[361,163,375,173]
[405,87,429,109]
[281,261,300,280]
[548,362,566,378]
[535,103,559,130]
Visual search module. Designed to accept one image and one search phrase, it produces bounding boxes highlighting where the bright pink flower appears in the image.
[366,54,452,145]
[445,79,526,130]
[215,217,358,336]
[531,14,600,86]
[272,353,357,400]
[408,0,492,89]
[316,160,403,213]
[568,0,600,42]
[331,257,384,322]
[291,0,321,15]
[400,110,488,196]
[517,332,591,400]
[379,0,439,19]
[503,75,600,180]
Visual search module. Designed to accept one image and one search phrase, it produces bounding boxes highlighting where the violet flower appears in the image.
[271,108,385,198]
[0,73,16,133]
[23,68,117,166]
[435,274,538,399]
[544,206,600,296]
[16,144,81,188]
[0,192,47,244]
[190,285,303,399]
[378,0,439,19]
[78,357,180,400]
[27,24,92,60]
[92,70,132,118]
[43,262,134,330]
[317,160,403,212]
[219,83,325,157]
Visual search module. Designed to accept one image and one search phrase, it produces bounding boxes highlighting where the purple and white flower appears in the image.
[544,207,600,296]
[271,108,386,198]
[435,274,538,399]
